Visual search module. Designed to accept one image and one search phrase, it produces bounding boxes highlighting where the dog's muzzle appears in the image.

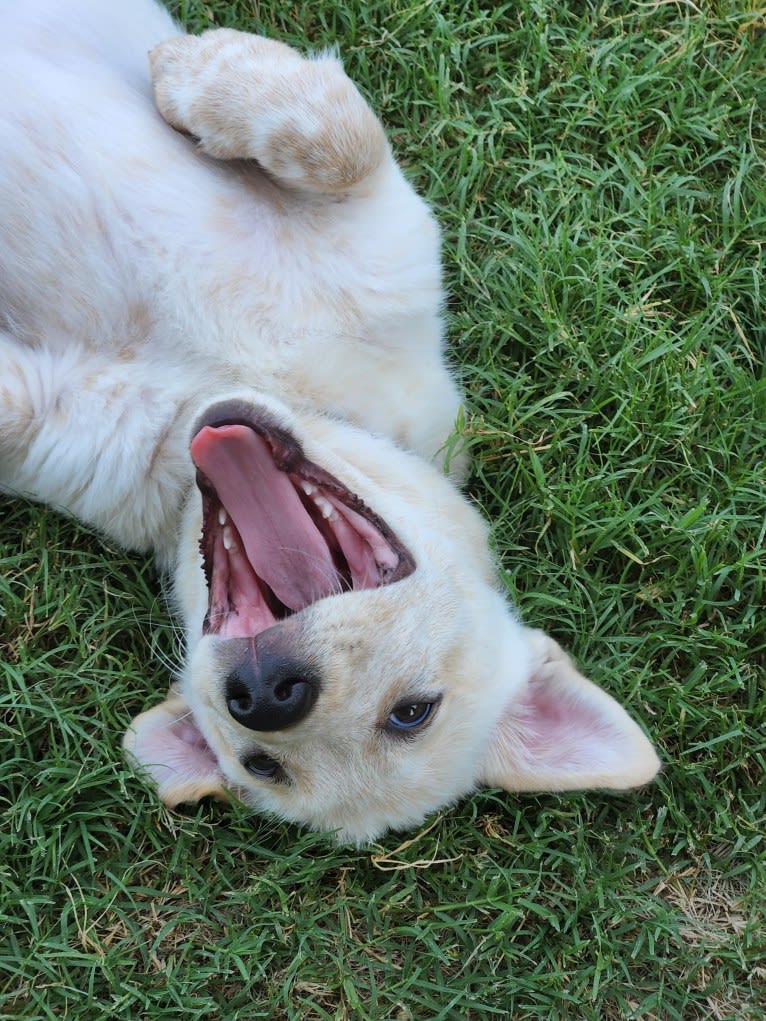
[222,629,321,731]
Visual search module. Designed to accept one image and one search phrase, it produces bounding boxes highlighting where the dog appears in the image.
[0,0,659,843]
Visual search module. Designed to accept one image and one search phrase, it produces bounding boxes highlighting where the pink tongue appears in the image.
[191,425,340,611]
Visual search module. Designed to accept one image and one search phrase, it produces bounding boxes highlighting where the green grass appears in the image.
[2,0,765,1017]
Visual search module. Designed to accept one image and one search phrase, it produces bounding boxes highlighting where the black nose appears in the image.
[224,636,320,731]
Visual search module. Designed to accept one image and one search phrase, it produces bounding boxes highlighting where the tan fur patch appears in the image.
[151,31,386,191]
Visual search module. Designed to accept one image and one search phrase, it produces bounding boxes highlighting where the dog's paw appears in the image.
[149,31,297,154]
[149,29,387,191]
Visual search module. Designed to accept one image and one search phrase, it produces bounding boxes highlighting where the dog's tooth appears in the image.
[218,507,228,526]
[222,525,236,551]
[315,495,335,520]
[300,480,316,496]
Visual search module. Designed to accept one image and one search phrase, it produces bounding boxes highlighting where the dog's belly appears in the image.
[1,0,458,478]
[0,47,433,403]
[0,48,294,361]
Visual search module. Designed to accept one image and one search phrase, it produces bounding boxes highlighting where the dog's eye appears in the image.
[243,753,286,783]
[388,701,434,732]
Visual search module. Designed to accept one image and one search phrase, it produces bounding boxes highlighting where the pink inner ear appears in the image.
[126,701,225,802]
[482,631,660,793]
[516,680,622,772]
[148,719,221,781]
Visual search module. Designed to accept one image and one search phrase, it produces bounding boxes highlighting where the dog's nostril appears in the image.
[274,678,302,702]
[226,678,254,717]
[228,692,253,715]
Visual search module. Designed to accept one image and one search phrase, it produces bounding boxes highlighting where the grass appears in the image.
[1,0,765,1017]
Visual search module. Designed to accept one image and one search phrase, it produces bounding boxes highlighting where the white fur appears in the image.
[0,0,659,844]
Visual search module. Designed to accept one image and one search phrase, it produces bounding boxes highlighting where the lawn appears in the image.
[1,0,764,1018]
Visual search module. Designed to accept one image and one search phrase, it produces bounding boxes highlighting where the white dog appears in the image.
[0,0,659,843]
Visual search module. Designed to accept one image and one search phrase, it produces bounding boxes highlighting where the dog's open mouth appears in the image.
[190,404,416,638]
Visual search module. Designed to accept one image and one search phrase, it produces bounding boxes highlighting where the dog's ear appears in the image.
[481,629,660,793]
[122,689,229,806]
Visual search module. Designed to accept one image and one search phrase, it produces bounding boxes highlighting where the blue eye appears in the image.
[389,701,434,732]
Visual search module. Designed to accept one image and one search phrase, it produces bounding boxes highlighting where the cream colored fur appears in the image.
[0,0,659,844]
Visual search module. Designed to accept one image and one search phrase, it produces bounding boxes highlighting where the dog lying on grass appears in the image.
[0,0,659,843]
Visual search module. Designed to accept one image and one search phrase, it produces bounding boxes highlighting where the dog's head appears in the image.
[124,395,660,843]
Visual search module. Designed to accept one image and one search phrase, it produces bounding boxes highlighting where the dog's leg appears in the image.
[0,332,194,560]
[150,30,387,193]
